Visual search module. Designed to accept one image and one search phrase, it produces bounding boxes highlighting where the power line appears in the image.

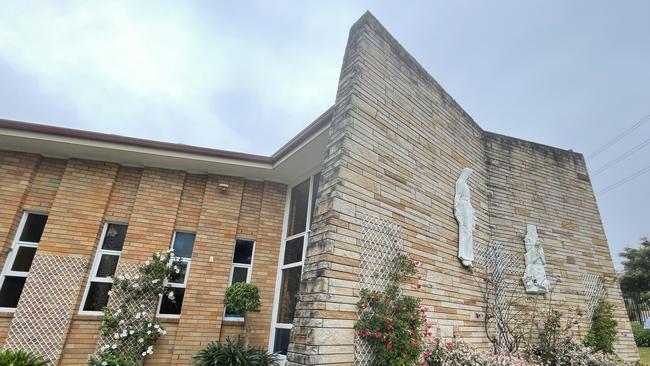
[597,164,650,196]
[588,115,650,159]
[593,138,650,175]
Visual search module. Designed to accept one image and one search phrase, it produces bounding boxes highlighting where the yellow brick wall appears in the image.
[0,150,288,365]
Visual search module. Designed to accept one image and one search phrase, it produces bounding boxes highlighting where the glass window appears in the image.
[18,213,47,243]
[10,247,37,272]
[82,282,112,312]
[0,276,27,308]
[310,173,321,221]
[276,266,302,324]
[102,223,128,251]
[233,240,254,264]
[159,288,185,315]
[158,231,195,317]
[287,179,310,237]
[0,212,48,310]
[283,237,304,265]
[225,239,255,318]
[273,328,291,355]
[80,223,127,313]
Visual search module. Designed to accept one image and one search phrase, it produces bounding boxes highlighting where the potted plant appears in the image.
[224,282,261,347]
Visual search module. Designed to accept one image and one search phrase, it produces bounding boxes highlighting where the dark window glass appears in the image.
[19,214,48,243]
[102,224,128,251]
[159,287,185,315]
[283,237,304,265]
[82,282,112,311]
[10,246,37,272]
[310,173,321,222]
[231,267,248,284]
[168,261,188,284]
[233,240,254,264]
[96,254,120,278]
[0,276,27,308]
[277,266,302,324]
[172,232,195,258]
[273,328,291,355]
[287,179,310,236]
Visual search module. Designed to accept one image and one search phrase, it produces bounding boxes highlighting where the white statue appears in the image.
[454,168,475,268]
[522,225,550,294]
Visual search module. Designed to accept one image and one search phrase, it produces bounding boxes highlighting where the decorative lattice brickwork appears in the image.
[581,273,605,321]
[355,215,404,366]
[474,240,523,350]
[3,254,87,364]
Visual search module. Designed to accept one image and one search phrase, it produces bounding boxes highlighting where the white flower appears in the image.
[129,330,135,335]
[147,330,152,335]
[167,292,175,300]
[161,330,167,335]
[111,344,117,349]
[151,279,159,284]
[147,345,154,354]
[145,260,150,265]
[101,362,107,366]
[135,313,141,319]
[154,324,160,329]
[138,338,144,343]
[113,333,119,339]
[147,323,152,327]
[142,351,147,356]
[107,290,113,296]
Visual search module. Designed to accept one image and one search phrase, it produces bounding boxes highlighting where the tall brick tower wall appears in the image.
[287,12,638,365]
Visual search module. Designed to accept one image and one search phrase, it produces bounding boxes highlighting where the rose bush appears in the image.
[88,250,183,365]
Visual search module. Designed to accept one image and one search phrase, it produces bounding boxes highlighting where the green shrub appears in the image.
[0,350,49,366]
[224,282,261,316]
[583,300,618,354]
[632,323,650,347]
[192,337,279,366]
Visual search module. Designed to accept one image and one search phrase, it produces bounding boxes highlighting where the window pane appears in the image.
[10,246,37,272]
[102,224,128,251]
[19,213,48,243]
[82,282,112,311]
[277,266,302,324]
[233,240,254,264]
[172,232,195,258]
[273,328,291,355]
[310,173,321,222]
[95,254,120,278]
[168,261,188,284]
[231,267,248,284]
[287,179,310,236]
[159,287,185,315]
[0,276,27,308]
[283,237,304,265]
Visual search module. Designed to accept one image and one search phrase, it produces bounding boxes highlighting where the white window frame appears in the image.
[0,211,48,313]
[268,172,319,357]
[78,222,127,315]
[156,230,195,319]
[224,238,256,321]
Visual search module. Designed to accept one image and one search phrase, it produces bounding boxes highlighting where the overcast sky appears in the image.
[1,1,648,267]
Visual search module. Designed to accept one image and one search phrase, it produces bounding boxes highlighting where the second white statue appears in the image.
[522,224,550,294]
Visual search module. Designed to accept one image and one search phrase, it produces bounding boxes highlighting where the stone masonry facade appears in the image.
[0,11,639,365]
[286,12,638,364]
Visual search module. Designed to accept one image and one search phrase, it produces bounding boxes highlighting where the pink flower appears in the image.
[386,342,393,350]
[424,351,431,357]
[374,331,381,338]
[446,341,453,350]
[385,310,391,315]
[392,305,399,311]
[408,329,414,336]
[357,330,362,337]
[365,329,371,337]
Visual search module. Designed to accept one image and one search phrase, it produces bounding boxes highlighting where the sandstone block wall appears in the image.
[287,12,638,364]
[0,150,287,365]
